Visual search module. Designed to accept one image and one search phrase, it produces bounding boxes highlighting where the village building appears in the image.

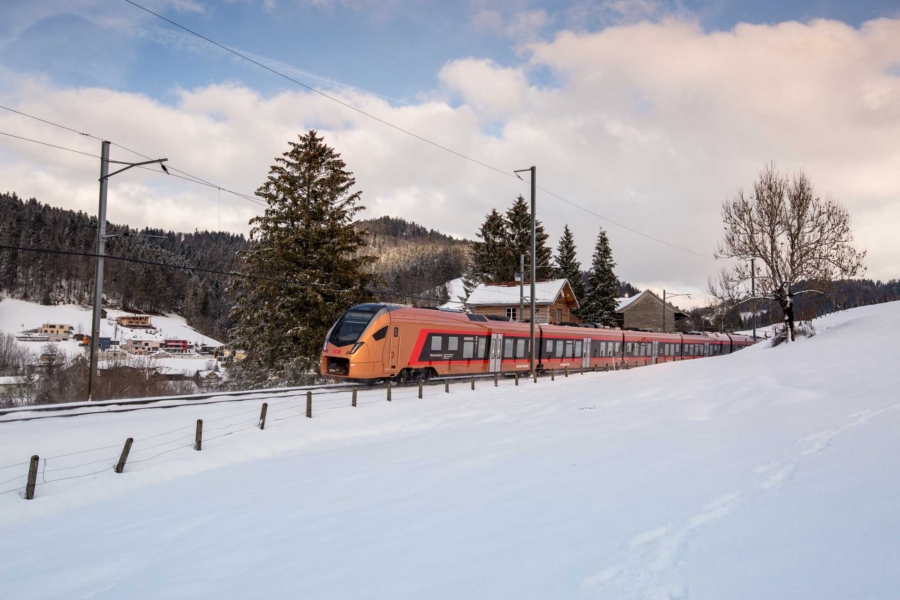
[162,339,191,355]
[122,338,161,356]
[39,323,74,341]
[616,290,688,332]
[194,369,223,389]
[116,315,153,329]
[465,279,580,324]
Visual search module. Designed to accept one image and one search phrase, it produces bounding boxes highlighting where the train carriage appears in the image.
[321,304,754,381]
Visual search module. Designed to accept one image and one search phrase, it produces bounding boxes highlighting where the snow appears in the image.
[466,278,568,306]
[438,277,468,310]
[1,302,900,598]
[0,298,222,361]
[616,294,640,311]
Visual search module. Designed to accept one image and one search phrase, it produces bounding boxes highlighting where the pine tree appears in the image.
[470,209,508,284]
[228,131,375,386]
[553,224,585,303]
[580,228,619,326]
[505,196,553,281]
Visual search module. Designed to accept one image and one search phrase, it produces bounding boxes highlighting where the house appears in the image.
[615,290,688,332]
[122,338,161,356]
[39,323,74,341]
[465,279,580,324]
[162,339,190,354]
[0,375,35,400]
[216,348,246,363]
[194,369,223,389]
[116,315,153,329]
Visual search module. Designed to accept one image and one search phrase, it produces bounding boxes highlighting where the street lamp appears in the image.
[662,290,690,333]
[514,166,536,377]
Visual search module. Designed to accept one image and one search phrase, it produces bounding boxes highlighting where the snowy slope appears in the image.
[0,298,222,360]
[1,302,899,599]
[438,276,468,310]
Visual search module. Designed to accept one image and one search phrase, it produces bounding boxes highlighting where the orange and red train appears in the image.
[321,304,753,381]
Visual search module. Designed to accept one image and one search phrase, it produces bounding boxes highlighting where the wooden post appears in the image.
[515,371,519,386]
[551,369,555,381]
[594,365,598,373]
[565,366,569,378]
[259,403,268,429]
[445,380,449,394]
[418,380,423,399]
[580,364,584,375]
[605,364,610,372]
[471,376,475,391]
[351,389,357,407]
[194,419,203,451]
[306,391,312,418]
[387,380,392,401]
[494,372,498,387]
[533,370,537,383]
[114,438,133,473]
[25,455,39,500]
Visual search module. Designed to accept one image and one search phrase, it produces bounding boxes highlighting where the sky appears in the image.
[1,0,899,304]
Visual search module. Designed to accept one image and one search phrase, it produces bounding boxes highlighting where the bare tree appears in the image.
[710,163,866,341]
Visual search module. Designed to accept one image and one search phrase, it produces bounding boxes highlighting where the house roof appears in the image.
[466,279,578,308]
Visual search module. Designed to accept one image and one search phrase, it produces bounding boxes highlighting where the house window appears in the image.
[431,336,442,351]
[506,307,517,321]
[448,337,459,352]
[556,308,562,322]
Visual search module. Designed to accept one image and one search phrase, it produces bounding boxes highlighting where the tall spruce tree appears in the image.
[553,225,585,303]
[505,195,553,281]
[580,228,619,326]
[228,131,375,386]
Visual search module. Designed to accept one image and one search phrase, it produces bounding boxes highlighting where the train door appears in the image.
[652,340,659,365]
[704,342,710,357]
[386,325,400,373]
[582,338,591,369]
[488,333,503,372]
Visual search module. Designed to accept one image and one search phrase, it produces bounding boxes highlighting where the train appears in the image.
[321,304,754,381]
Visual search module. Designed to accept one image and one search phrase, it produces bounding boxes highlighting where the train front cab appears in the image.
[321,304,396,380]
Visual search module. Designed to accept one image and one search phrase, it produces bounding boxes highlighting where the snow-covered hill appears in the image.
[0,298,222,369]
[1,302,899,599]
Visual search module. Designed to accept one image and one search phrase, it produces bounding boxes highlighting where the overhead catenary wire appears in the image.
[123,0,716,261]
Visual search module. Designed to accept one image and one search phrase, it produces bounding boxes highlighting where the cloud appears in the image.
[2,16,900,301]
[472,8,550,40]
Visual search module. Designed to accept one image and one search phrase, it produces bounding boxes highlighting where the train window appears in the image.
[575,341,583,357]
[463,338,474,359]
[555,341,564,357]
[516,339,525,358]
[545,340,553,353]
[476,338,486,359]
[373,326,388,341]
[448,337,459,352]
[504,338,514,358]
[565,340,573,358]
[431,336,442,351]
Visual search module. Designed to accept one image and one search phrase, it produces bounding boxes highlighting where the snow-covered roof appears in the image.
[0,376,23,386]
[438,277,468,310]
[466,279,574,307]
[616,293,643,311]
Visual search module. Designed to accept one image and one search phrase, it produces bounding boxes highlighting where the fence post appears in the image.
[580,364,584,375]
[418,380,423,399]
[306,391,312,418]
[551,369,555,381]
[445,380,449,394]
[114,438,134,473]
[471,376,475,391]
[259,403,268,429]
[565,366,569,378]
[533,370,537,384]
[494,372,498,387]
[194,419,203,451]
[515,371,519,386]
[352,389,357,407]
[25,455,39,500]
[387,380,392,401]
[594,365,598,373]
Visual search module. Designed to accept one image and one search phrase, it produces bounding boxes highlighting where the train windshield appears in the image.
[328,304,383,347]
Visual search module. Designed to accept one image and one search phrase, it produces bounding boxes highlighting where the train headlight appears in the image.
[349,342,364,354]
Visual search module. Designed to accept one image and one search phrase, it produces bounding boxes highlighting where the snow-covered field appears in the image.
[0,298,222,365]
[1,302,899,599]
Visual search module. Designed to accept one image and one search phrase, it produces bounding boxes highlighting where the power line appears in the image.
[124,0,715,261]
[0,106,265,208]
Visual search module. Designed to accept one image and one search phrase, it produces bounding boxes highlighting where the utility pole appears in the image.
[663,289,666,333]
[514,166,537,376]
[87,143,168,401]
[751,257,757,344]
[519,254,525,322]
